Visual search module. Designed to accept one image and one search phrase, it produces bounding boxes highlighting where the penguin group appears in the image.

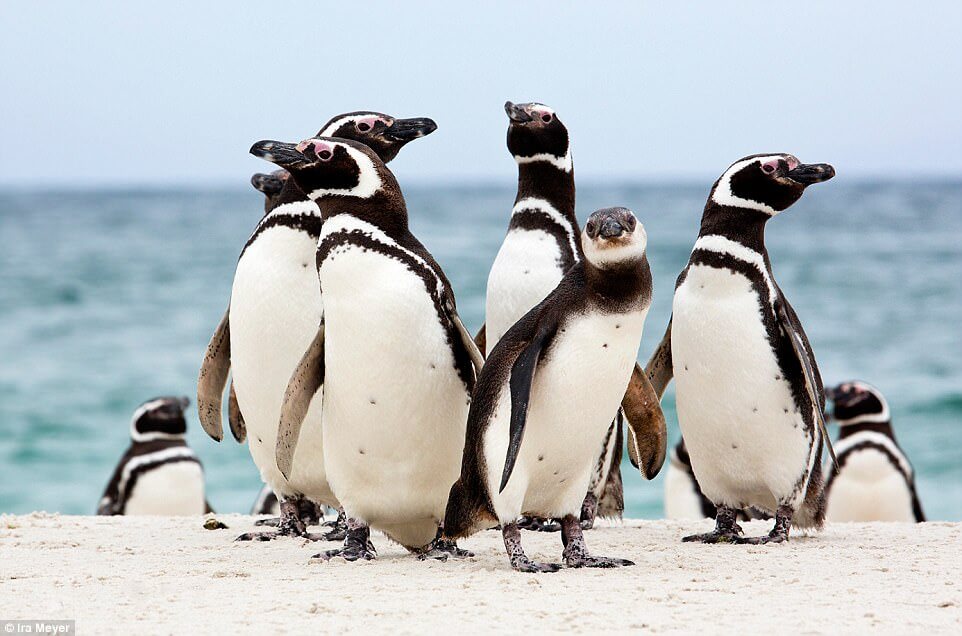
[102,99,922,572]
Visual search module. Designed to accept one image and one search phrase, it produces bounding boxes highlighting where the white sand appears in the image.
[1,513,959,634]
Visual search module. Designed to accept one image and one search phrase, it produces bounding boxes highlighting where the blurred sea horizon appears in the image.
[1,179,960,520]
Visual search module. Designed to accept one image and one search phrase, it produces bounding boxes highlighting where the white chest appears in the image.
[826,434,916,522]
[671,264,811,509]
[485,229,567,351]
[124,461,205,516]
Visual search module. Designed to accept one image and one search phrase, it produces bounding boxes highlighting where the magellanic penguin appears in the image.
[443,207,667,573]
[645,154,837,544]
[261,136,483,562]
[479,101,632,532]
[251,169,291,215]
[824,381,925,522]
[98,397,212,516]
[197,112,438,541]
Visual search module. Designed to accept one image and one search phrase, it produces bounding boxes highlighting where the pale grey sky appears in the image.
[1,1,960,186]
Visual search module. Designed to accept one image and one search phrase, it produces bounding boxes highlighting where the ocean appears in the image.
[1,182,960,520]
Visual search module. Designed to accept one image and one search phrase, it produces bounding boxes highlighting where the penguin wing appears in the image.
[444,296,484,376]
[473,323,486,355]
[227,381,246,443]
[197,309,231,442]
[644,317,674,400]
[622,362,668,479]
[276,323,325,480]
[499,317,559,493]
[774,296,838,472]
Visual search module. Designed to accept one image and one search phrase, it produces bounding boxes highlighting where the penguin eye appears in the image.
[540,113,553,124]
[625,216,636,231]
[586,221,597,235]
[318,149,333,162]
[761,160,778,175]
[356,121,372,133]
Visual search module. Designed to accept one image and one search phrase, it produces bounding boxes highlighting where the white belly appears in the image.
[664,463,710,520]
[672,265,812,511]
[320,244,470,548]
[124,462,206,516]
[485,308,647,522]
[485,229,566,352]
[826,448,916,522]
[229,227,335,505]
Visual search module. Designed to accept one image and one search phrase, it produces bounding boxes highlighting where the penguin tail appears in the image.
[443,478,495,540]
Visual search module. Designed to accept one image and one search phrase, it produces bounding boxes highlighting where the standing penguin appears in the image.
[262,137,482,561]
[98,397,211,516]
[480,101,626,531]
[197,112,437,541]
[824,381,925,522]
[443,207,667,573]
[645,154,836,544]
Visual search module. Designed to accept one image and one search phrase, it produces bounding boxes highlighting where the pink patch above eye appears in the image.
[310,141,334,159]
[357,116,379,129]
[786,156,799,170]
[762,159,779,173]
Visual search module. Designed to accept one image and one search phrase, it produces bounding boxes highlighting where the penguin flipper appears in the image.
[500,321,557,493]
[445,299,484,375]
[473,323,486,355]
[227,381,246,443]
[644,317,674,400]
[774,299,838,472]
[622,362,668,479]
[276,323,325,480]
[197,309,231,442]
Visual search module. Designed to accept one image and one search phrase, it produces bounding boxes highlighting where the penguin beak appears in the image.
[599,218,626,239]
[384,117,438,141]
[824,385,841,402]
[250,172,285,196]
[504,101,534,124]
[179,396,191,411]
[249,140,314,169]
[786,163,835,185]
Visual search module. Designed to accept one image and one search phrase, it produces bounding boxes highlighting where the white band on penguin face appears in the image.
[710,155,786,216]
[317,114,385,137]
[581,224,648,268]
[129,399,185,443]
[836,382,891,426]
[307,143,382,200]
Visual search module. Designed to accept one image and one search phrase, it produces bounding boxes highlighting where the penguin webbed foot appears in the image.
[502,522,561,573]
[311,519,376,562]
[321,508,348,541]
[517,516,562,533]
[682,505,744,544]
[417,535,474,562]
[561,515,634,569]
[734,504,792,545]
[253,516,280,527]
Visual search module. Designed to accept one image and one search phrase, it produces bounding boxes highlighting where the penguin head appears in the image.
[316,112,437,163]
[504,101,571,172]
[710,154,835,215]
[582,207,647,268]
[826,381,890,426]
[250,137,396,203]
[250,169,290,211]
[130,396,190,443]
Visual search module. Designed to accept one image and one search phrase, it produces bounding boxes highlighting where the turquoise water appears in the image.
[1,182,960,520]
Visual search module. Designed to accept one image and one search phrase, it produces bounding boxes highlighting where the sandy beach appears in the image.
[1,514,959,634]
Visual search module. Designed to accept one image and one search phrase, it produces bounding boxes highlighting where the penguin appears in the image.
[250,484,280,516]
[97,396,211,516]
[645,154,837,543]
[250,169,291,215]
[443,207,667,573]
[824,381,925,522]
[478,101,626,532]
[261,136,483,562]
[197,112,437,541]
[664,438,717,519]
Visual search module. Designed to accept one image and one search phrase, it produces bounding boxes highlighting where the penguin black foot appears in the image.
[579,492,599,530]
[682,505,744,544]
[253,516,280,527]
[517,516,562,533]
[312,518,376,562]
[237,498,324,541]
[502,522,561,573]
[417,534,475,562]
[735,504,792,545]
[321,508,348,542]
[561,515,634,568]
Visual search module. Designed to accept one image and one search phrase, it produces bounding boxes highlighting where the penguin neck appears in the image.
[516,161,576,225]
[837,419,895,440]
[697,201,769,255]
[268,179,313,213]
[583,255,651,311]
[318,190,410,238]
